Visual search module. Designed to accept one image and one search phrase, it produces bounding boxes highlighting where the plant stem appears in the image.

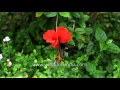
[55,13,63,62]
[73,21,75,31]
[3,42,5,47]
[56,13,58,31]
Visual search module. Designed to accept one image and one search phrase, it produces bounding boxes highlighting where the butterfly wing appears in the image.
[56,43,78,62]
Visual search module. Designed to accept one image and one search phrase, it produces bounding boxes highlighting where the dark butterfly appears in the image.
[56,43,78,62]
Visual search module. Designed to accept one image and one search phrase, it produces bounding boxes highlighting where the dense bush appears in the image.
[0,12,120,78]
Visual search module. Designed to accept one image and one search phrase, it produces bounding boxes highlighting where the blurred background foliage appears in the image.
[0,12,120,78]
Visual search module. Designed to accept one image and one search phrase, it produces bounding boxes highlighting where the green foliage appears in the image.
[0,12,120,78]
[59,12,70,17]
[107,43,120,53]
[35,12,43,17]
[44,12,57,17]
[86,62,96,72]
[95,27,107,42]
[75,28,86,34]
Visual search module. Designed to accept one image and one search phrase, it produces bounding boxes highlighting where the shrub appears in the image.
[0,12,120,78]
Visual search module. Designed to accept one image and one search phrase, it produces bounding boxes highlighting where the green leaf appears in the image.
[107,43,120,53]
[107,39,113,44]
[34,59,37,63]
[59,12,70,17]
[35,12,43,17]
[14,74,24,78]
[83,15,90,21]
[67,40,75,46]
[93,70,105,78]
[44,69,51,75]
[59,22,67,27]
[78,43,84,49]
[79,20,86,28]
[72,12,81,18]
[82,54,89,62]
[86,42,94,55]
[44,12,57,17]
[64,51,68,57]
[79,12,84,17]
[106,64,113,73]
[67,27,75,33]
[72,67,79,73]
[49,52,56,60]
[40,74,47,78]
[85,28,94,35]
[95,27,107,42]
[75,28,86,34]
[33,49,36,54]
[44,65,48,69]
[86,62,96,72]
[99,41,108,51]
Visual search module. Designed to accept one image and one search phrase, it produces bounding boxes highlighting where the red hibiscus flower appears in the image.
[43,26,72,48]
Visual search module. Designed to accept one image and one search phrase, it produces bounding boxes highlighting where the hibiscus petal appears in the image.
[43,30,59,48]
[56,26,72,43]
[50,39,59,48]
[43,30,57,43]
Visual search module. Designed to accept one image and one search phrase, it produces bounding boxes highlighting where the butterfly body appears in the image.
[56,43,78,62]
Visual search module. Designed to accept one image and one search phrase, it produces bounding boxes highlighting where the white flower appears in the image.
[0,54,3,60]
[3,36,10,42]
[7,59,12,67]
